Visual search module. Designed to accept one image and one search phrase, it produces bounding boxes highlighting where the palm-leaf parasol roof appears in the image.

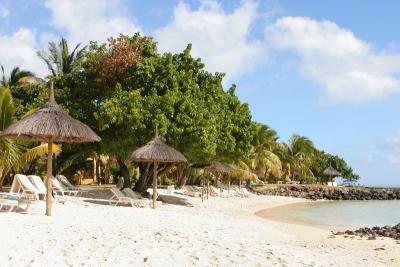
[191,162,235,174]
[323,166,341,177]
[0,83,100,143]
[127,135,187,163]
[127,132,187,209]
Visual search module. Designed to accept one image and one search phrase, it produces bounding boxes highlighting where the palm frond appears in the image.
[37,51,57,76]
[0,87,14,131]
[13,143,62,172]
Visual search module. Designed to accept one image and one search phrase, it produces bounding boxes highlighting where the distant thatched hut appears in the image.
[323,166,341,182]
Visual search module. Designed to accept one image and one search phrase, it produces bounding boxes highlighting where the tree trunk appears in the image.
[96,159,101,184]
[0,166,5,190]
[93,157,97,183]
[117,157,130,189]
[133,162,151,193]
[176,166,190,189]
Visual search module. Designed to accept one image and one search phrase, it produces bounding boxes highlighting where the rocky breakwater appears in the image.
[334,224,400,241]
[250,185,400,200]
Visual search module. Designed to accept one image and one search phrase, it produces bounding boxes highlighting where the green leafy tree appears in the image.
[49,34,252,192]
[313,150,360,182]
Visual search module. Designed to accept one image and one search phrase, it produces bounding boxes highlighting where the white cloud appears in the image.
[0,29,47,77]
[267,17,400,103]
[44,0,141,45]
[154,1,265,82]
[0,7,10,18]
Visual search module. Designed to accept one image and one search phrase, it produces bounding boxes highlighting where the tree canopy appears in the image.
[0,32,360,190]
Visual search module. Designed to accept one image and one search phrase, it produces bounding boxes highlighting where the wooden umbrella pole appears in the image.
[228,176,230,196]
[152,162,158,209]
[201,171,204,202]
[219,174,222,197]
[207,172,209,199]
[46,141,53,216]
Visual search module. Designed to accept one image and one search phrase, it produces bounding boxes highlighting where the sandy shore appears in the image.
[0,191,399,266]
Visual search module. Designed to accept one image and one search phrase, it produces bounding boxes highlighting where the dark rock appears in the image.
[250,185,400,201]
[335,223,400,241]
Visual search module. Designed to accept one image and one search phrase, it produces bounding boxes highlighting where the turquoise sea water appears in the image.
[259,200,400,229]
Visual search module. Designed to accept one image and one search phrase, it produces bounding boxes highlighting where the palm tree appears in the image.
[249,123,282,179]
[277,134,317,181]
[0,86,61,188]
[0,87,22,181]
[37,38,86,76]
[1,65,35,88]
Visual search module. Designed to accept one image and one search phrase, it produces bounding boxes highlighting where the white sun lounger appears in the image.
[109,188,148,208]
[239,188,251,198]
[10,174,40,201]
[56,175,82,194]
[28,175,47,197]
[122,188,151,207]
[209,186,221,197]
[0,193,30,212]
[52,177,78,197]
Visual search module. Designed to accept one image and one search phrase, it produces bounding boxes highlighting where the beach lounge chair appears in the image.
[209,186,221,197]
[109,188,148,208]
[239,187,251,198]
[52,177,79,197]
[122,188,150,207]
[10,174,40,200]
[0,193,30,212]
[56,175,85,195]
[28,175,47,198]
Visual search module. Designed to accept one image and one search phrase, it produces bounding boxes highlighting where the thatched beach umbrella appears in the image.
[0,81,100,216]
[191,162,236,201]
[323,166,341,182]
[127,132,187,208]
[191,162,235,174]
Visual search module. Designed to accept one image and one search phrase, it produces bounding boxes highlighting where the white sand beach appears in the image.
[0,191,399,267]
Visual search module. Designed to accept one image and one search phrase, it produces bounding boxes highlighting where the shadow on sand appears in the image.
[80,188,193,207]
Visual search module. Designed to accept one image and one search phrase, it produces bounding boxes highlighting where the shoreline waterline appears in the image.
[255,201,353,231]
[255,199,400,232]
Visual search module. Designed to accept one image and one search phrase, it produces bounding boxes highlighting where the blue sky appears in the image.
[1,0,400,186]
